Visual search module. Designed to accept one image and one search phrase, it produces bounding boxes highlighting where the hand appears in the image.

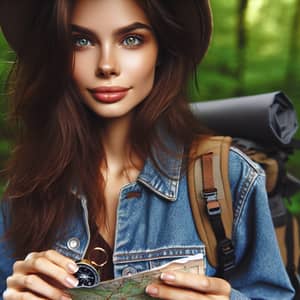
[145,271,231,299]
[3,250,79,300]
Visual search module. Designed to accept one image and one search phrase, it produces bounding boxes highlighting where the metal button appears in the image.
[122,266,137,276]
[67,237,80,250]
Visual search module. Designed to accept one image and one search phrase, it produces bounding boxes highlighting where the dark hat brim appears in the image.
[0,0,41,53]
[162,0,213,63]
[0,0,212,61]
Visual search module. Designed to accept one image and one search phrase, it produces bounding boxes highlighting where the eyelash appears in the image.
[72,33,145,50]
[72,35,94,50]
[121,34,144,48]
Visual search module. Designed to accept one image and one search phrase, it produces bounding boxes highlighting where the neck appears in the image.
[101,113,141,176]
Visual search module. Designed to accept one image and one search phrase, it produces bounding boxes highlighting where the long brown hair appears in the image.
[2,0,210,258]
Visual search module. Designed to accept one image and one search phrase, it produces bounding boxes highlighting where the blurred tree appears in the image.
[235,0,249,95]
[285,0,300,88]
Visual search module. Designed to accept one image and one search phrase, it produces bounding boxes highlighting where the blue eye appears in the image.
[73,36,93,48]
[122,35,143,47]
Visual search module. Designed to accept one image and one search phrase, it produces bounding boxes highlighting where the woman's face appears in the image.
[71,0,159,119]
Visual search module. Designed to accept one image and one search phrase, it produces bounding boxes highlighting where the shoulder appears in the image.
[228,146,266,201]
[0,199,9,232]
[228,146,267,217]
[0,199,12,252]
[228,146,265,181]
[0,200,15,293]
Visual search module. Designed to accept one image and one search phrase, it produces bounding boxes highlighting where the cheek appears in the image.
[72,53,95,86]
[73,61,85,86]
[123,50,157,86]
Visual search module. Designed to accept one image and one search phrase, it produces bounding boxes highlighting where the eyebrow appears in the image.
[71,22,153,37]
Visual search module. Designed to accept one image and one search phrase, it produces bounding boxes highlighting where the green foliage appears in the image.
[0,29,14,198]
[286,195,300,216]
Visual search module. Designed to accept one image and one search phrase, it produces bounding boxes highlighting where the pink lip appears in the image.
[89,86,131,104]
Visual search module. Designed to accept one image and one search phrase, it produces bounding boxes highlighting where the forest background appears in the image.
[0,0,300,216]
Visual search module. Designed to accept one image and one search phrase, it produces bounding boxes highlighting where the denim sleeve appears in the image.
[0,201,15,300]
[227,149,295,299]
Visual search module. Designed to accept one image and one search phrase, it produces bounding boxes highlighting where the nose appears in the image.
[96,44,119,78]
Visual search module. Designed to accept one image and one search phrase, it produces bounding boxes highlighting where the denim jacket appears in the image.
[0,145,295,299]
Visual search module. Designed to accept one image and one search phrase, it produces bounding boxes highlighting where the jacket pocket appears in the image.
[113,245,206,278]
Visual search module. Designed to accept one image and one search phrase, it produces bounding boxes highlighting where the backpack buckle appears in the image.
[203,189,217,201]
[203,189,221,216]
[218,238,235,273]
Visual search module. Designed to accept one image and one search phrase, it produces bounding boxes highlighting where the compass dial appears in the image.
[75,262,100,287]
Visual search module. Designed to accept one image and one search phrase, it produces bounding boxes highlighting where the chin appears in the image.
[94,109,133,120]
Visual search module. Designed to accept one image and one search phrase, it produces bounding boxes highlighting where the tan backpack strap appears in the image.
[188,135,234,272]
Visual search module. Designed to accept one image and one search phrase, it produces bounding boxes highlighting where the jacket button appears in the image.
[122,266,137,276]
[67,238,80,250]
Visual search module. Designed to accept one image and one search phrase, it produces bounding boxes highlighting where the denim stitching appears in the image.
[113,245,205,263]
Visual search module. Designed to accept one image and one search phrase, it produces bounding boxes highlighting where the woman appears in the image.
[0,0,295,299]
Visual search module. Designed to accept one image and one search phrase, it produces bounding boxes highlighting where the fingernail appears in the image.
[145,285,158,296]
[160,272,176,281]
[60,295,72,300]
[65,276,79,288]
[67,262,79,273]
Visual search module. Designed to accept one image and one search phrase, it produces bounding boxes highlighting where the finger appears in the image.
[13,260,79,289]
[6,274,72,300]
[12,256,79,289]
[3,288,46,300]
[145,282,208,300]
[159,271,231,295]
[24,252,35,261]
[22,250,79,274]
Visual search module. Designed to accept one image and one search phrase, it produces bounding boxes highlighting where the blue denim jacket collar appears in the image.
[71,144,184,202]
[71,127,184,202]
[137,138,184,202]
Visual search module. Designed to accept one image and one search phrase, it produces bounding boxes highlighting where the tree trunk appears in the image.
[285,0,300,86]
[235,0,249,96]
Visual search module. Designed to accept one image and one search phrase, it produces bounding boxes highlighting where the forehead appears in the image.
[71,0,150,28]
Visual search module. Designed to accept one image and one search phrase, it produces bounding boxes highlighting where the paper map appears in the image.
[69,253,205,300]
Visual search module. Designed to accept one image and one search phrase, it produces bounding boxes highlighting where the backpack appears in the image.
[188,135,300,295]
